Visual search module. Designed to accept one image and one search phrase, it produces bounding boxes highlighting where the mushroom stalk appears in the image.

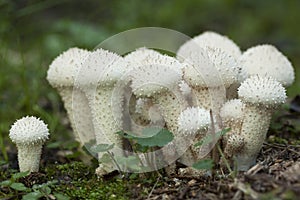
[16,144,43,172]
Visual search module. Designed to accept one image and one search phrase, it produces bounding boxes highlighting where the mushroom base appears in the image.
[17,143,43,172]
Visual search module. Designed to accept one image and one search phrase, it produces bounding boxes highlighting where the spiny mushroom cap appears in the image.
[76,48,127,88]
[47,47,90,88]
[129,54,183,97]
[205,47,240,87]
[124,47,162,64]
[177,31,242,61]
[238,75,287,107]
[178,107,211,135]
[182,49,224,88]
[9,116,49,145]
[239,44,295,87]
[220,99,244,122]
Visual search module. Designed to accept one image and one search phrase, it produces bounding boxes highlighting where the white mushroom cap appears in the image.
[47,47,91,88]
[77,48,127,88]
[9,116,49,145]
[239,44,295,86]
[124,47,162,64]
[129,54,183,97]
[206,47,239,87]
[220,99,244,122]
[177,31,242,61]
[178,107,211,135]
[238,75,287,107]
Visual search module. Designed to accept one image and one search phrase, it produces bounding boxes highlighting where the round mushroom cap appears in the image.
[178,107,211,135]
[47,47,91,88]
[206,47,239,87]
[238,75,287,107]
[220,99,244,122]
[129,54,183,97]
[177,31,242,61]
[9,116,49,145]
[76,48,127,88]
[239,44,295,87]
[124,47,162,64]
[182,49,225,88]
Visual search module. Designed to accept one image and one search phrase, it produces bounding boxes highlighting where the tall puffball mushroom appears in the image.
[9,116,49,172]
[47,48,95,148]
[77,48,127,176]
[239,44,295,87]
[236,75,286,170]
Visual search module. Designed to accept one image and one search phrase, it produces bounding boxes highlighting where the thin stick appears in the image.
[147,176,161,200]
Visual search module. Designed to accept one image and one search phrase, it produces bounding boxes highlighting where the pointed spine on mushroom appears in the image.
[46,48,95,149]
[9,116,49,172]
[236,75,286,170]
[77,48,127,176]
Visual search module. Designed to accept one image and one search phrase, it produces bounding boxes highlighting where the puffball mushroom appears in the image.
[47,47,95,148]
[239,44,295,87]
[220,99,245,159]
[9,116,49,172]
[182,47,238,114]
[177,31,242,61]
[178,107,211,167]
[128,53,188,170]
[77,48,127,176]
[236,75,286,171]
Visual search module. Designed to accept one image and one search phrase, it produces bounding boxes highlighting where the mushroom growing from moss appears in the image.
[77,48,128,176]
[9,116,49,172]
[236,75,286,170]
[47,47,95,149]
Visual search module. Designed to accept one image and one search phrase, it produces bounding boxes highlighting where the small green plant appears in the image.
[0,171,70,200]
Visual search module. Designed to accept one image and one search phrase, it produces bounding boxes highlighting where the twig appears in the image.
[147,175,161,200]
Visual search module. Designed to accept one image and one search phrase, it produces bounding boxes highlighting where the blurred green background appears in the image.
[1,0,299,158]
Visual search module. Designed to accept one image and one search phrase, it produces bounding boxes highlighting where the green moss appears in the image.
[43,162,130,200]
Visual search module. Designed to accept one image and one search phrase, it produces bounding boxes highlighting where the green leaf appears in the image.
[46,141,62,148]
[116,155,141,171]
[10,182,28,191]
[0,160,7,166]
[192,159,214,170]
[115,131,137,139]
[40,186,51,195]
[136,128,174,147]
[90,143,115,153]
[0,180,12,187]
[99,153,113,164]
[194,128,231,147]
[54,192,70,200]
[12,171,30,180]
[22,191,43,200]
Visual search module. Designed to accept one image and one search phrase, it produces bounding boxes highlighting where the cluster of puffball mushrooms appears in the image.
[9,31,294,177]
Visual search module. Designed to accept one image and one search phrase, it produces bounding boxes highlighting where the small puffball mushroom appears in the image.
[236,75,286,171]
[124,48,164,132]
[9,116,49,172]
[77,48,127,176]
[177,31,242,61]
[128,53,188,173]
[182,47,238,114]
[46,47,95,149]
[220,99,245,158]
[239,44,295,87]
[178,107,211,167]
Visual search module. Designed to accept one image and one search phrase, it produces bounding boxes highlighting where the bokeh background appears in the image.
[1,0,300,159]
